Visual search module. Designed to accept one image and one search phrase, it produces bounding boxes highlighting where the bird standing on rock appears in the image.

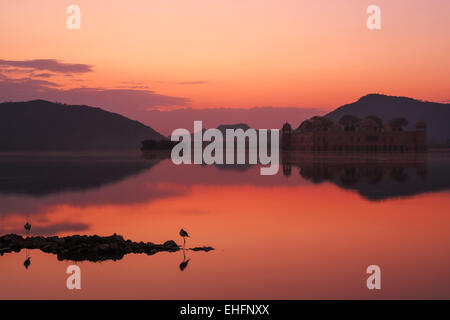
[179,229,189,248]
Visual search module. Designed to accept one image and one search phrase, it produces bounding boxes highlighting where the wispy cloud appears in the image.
[0,59,93,74]
[32,72,53,78]
[0,77,189,111]
[0,58,190,110]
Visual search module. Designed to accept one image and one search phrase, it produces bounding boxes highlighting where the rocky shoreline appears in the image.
[0,234,213,262]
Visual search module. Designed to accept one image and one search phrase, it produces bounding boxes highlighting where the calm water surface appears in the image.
[0,150,449,299]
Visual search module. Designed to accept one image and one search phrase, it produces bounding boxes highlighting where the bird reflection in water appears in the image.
[24,250,31,270]
[179,248,191,272]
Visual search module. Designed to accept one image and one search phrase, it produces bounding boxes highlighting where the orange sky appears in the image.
[0,0,449,110]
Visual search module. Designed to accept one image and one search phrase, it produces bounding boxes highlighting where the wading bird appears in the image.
[24,222,31,234]
[179,229,189,248]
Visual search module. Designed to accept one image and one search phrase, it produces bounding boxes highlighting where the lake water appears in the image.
[0,150,449,299]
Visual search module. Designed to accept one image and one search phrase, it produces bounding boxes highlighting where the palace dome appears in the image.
[282,122,292,131]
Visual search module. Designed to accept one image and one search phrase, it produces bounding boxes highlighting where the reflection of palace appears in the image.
[281,116,427,153]
[281,151,432,201]
[281,152,427,183]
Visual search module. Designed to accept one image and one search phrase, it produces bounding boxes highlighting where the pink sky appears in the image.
[0,0,449,131]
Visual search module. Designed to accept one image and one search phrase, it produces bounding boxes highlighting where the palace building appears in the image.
[281,116,427,152]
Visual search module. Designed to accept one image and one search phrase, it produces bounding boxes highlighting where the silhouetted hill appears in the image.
[0,100,166,150]
[325,94,450,144]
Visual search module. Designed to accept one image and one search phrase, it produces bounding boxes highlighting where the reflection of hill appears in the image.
[213,163,253,171]
[1,150,449,214]
[0,152,161,196]
[282,151,450,201]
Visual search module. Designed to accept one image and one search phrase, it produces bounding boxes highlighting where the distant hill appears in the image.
[189,123,252,138]
[324,94,450,145]
[0,100,166,150]
[216,123,251,133]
